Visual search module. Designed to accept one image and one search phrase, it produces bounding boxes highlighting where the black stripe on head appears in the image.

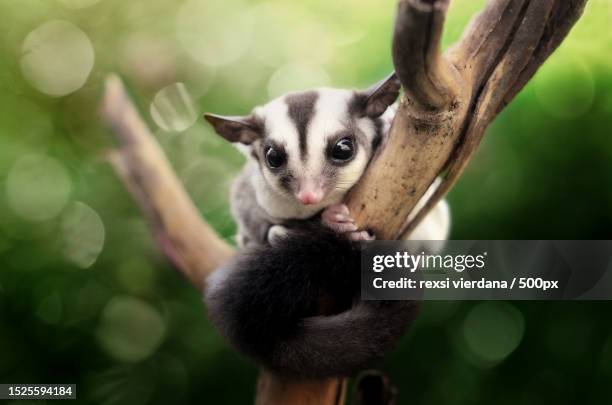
[285,91,318,161]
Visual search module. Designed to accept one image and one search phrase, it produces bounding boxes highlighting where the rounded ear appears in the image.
[354,73,401,118]
[204,113,262,144]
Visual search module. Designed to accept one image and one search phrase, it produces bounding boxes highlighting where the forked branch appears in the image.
[392,0,456,110]
[346,0,466,239]
[100,0,587,403]
[399,0,587,236]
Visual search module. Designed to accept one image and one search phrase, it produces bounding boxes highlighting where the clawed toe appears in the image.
[349,230,376,241]
[322,203,353,226]
[329,222,358,233]
[321,204,375,241]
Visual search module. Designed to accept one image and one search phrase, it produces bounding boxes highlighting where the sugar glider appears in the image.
[203,73,450,377]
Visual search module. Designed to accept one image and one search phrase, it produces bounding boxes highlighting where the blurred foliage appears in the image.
[0,0,611,404]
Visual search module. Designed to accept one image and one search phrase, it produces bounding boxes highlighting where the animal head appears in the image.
[205,73,400,208]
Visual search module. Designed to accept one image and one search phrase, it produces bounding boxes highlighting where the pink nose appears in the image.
[297,190,323,205]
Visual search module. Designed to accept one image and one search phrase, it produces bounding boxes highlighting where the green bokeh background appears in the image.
[1,0,611,403]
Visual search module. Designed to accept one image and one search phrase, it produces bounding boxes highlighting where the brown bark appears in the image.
[347,0,587,240]
[255,373,346,405]
[100,75,233,290]
[100,0,587,403]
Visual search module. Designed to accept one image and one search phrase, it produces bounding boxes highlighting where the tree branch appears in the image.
[499,0,588,110]
[447,0,528,93]
[100,75,234,291]
[99,0,588,402]
[256,373,346,405]
[100,75,345,405]
[399,0,587,237]
[346,0,466,239]
[392,0,456,110]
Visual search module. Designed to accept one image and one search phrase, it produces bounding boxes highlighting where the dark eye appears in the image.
[265,146,286,169]
[331,137,355,162]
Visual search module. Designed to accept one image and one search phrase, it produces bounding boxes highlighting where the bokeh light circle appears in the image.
[249,3,334,67]
[181,156,236,208]
[120,35,178,89]
[534,54,595,119]
[96,296,166,362]
[249,3,297,67]
[176,0,253,66]
[6,154,72,222]
[462,302,525,365]
[20,20,94,97]
[267,63,331,99]
[115,258,156,295]
[62,201,105,269]
[150,82,198,132]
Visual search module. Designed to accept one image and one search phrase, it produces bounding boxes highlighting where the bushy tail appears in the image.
[270,299,418,378]
[204,224,418,378]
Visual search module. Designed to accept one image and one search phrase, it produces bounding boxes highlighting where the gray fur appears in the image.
[225,76,401,239]
[230,162,278,246]
[204,73,409,377]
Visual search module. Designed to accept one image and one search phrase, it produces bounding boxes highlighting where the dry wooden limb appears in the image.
[100,75,345,404]
[100,75,233,290]
[100,0,587,403]
[392,0,456,110]
[346,0,587,239]
[346,0,468,239]
[255,374,346,405]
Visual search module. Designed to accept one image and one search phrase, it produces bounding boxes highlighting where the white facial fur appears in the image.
[249,88,381,220]
[205,74,400,220]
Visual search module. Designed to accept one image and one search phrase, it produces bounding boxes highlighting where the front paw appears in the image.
[322,204,375,241]
[349,230,376,241]
[321,203,357,233]
[267,225,289,245]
